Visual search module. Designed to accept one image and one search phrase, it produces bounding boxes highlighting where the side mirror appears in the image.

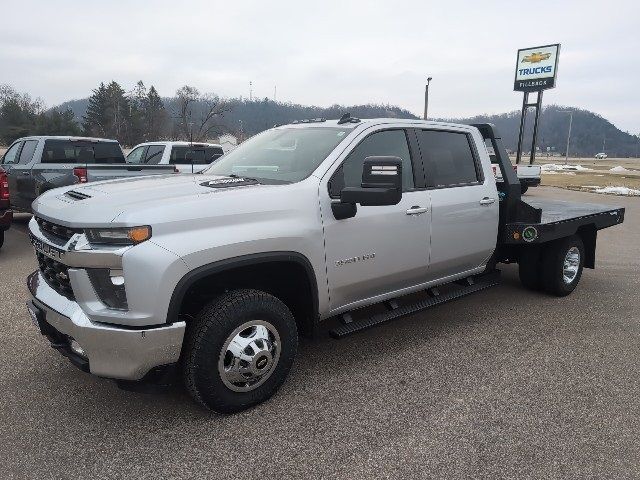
[340,156,403,206]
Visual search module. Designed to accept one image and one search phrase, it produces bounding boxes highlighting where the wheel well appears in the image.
[576,225,597,269]
[173,257,318,337]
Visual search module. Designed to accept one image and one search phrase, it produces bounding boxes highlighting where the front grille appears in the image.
[35,217,81,242]
[36,252,75,300]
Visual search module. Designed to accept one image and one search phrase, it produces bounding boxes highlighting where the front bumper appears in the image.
[0,209,12,230]
[28,271,186,380]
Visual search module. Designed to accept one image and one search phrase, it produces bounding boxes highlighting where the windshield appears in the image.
[203,127,350,183]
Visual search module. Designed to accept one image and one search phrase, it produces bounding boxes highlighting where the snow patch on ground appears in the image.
[543,171,575,175]
[594,186,640,196]
[541,164,593,172]
[609,166,635,174]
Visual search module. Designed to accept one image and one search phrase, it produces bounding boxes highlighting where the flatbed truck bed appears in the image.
[502,198,624,245]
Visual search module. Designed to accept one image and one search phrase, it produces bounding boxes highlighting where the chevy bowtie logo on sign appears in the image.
[514,44,560,92]
[521,52,552,63]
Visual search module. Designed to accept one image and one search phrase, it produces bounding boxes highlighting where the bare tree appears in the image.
[174,85,231,141]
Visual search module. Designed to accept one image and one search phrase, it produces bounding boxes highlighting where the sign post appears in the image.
[513,44,560,164]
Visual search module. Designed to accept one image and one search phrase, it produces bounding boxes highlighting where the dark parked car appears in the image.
[0,136,177,213]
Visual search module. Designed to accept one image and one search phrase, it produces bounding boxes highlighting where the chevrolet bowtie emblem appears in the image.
[522,52,552,63]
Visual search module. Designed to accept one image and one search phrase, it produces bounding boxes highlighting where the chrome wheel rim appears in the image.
[563,246,580,284]
[218,320,281,392]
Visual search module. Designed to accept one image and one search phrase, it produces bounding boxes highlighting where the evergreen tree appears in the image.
[83,82,109,137]
[126,80,146,145]
[144,85,167,141]
[104,81,130,142]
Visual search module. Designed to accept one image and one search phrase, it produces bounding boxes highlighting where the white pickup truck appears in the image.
[486,145,541,193]
[126,141,224,173]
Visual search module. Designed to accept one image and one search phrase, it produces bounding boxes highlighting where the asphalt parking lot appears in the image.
[0,186,638,479]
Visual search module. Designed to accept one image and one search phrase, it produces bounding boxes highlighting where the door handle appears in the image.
[479,197,496,205]
[406,206,429,215]
[21,171,31,176]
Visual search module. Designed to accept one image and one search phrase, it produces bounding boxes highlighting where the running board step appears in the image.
[329,270,501,339]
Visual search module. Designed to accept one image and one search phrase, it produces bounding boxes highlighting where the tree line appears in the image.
[0,81,231,146]
[0,84,81,143]
[2,81,638,156]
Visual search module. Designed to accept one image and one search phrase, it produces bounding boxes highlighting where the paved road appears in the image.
[1,188,638,479]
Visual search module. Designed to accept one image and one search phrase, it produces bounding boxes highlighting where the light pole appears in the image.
[559,110,573,164]
[424,77,433,120]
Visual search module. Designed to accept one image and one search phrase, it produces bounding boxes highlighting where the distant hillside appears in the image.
[57,98,638,157]
[57,97,418,136]
[439,105,639,158]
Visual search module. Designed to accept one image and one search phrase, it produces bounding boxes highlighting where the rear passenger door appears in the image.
[415,128,498,280]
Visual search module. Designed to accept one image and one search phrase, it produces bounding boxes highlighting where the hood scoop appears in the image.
[65,190,92,200]
[201,177,259,189]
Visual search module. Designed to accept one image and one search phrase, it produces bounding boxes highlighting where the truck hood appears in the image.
[32,174,278,226]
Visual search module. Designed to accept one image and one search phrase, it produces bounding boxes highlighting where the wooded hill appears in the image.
[2,81,637,157]
[57,96,640,157]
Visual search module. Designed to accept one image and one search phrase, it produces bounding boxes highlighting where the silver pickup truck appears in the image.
[1,136,177,212]
[25,118,624,413]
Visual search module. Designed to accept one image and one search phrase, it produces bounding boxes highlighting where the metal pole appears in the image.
[529,91,543,165]
[515,92,529,164]
[564,112,573,164]
[423,77,432,120]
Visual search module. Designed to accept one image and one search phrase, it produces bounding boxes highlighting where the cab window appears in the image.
[145,145,165,164]
[18,140,38,164]
[329,129,414,197]
[127,146,148,164]
[1,142,22,165]
[416,130,482,188]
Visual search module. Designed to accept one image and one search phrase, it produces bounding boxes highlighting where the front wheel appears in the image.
[542,235,585,296]
[0,230,4,250]
[183,289,298,413]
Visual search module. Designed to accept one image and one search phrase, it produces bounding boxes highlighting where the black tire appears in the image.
[183,289,298,413]
[518,247,543,290]
[520,185,529,194]
[541,235,585,296]
[0,230,4,250]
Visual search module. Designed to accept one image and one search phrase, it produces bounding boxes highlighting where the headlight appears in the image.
[85,226,151,245]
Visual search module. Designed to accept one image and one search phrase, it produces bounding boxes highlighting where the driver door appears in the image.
[320,128,431,313]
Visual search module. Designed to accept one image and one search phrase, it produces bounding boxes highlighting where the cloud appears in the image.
[0,0,638,132]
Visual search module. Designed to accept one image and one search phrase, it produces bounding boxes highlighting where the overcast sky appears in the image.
[1,0,638,132]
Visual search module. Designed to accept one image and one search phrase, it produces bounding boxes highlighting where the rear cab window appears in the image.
[41,140,125,164]
[416,130,483,188]
[170,145,224,165]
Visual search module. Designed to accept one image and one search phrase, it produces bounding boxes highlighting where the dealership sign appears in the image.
[514,44,560,91]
